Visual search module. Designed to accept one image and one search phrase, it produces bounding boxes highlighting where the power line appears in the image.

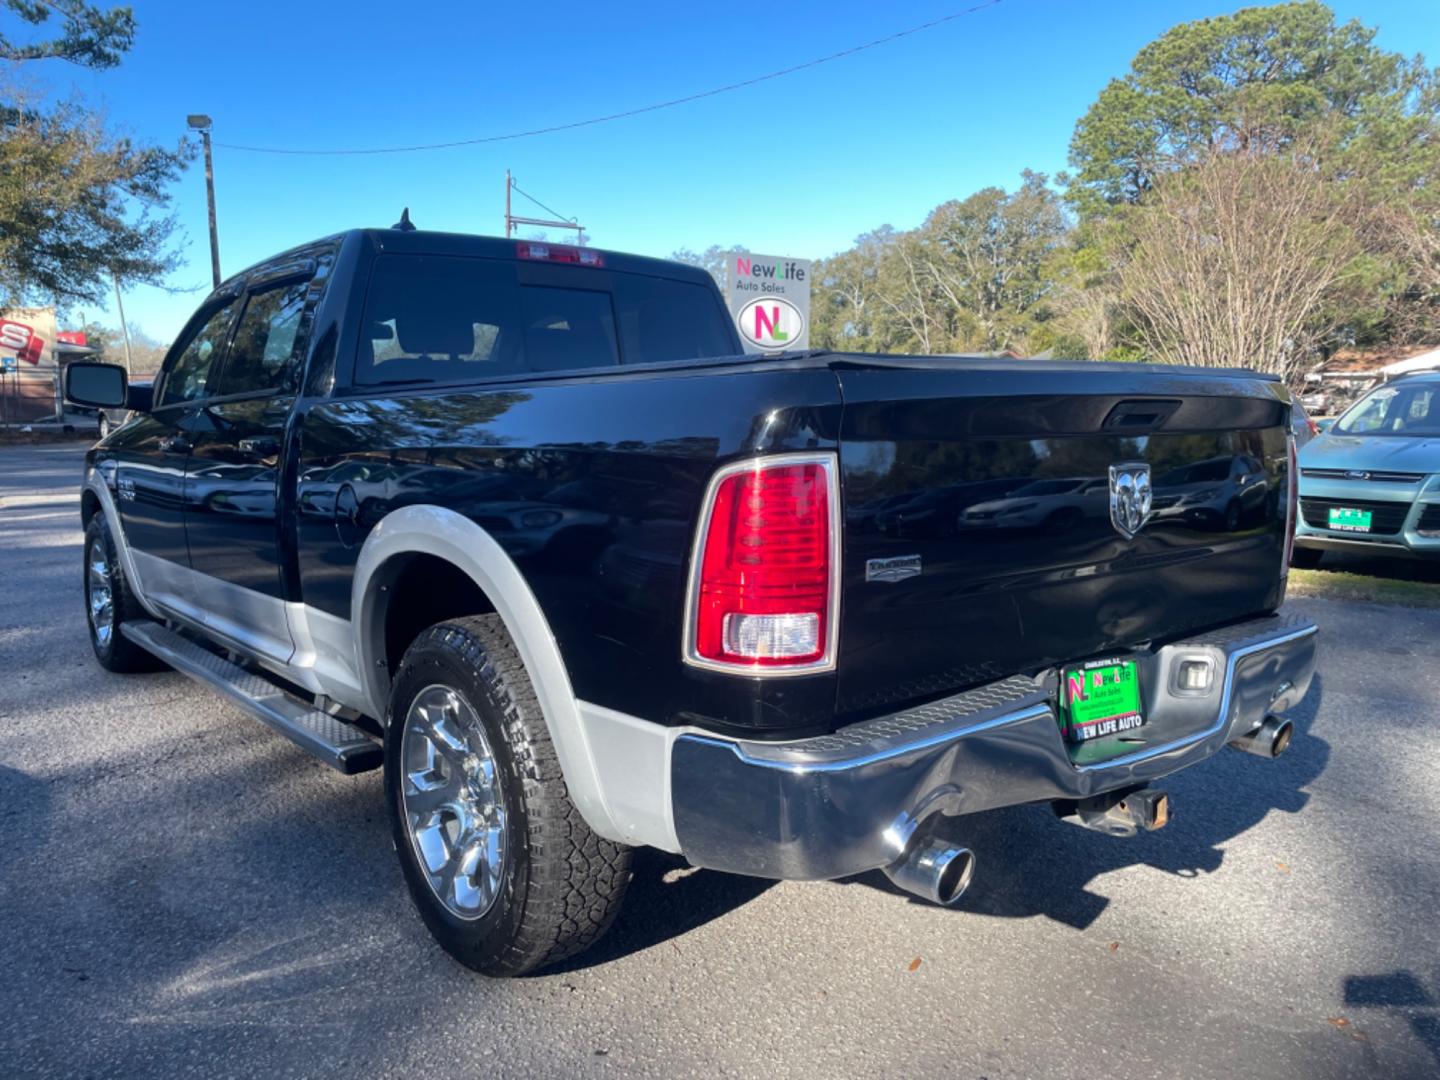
[213,1,1006,156]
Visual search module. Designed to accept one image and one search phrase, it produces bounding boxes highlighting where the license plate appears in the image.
[1328,507,1372,532]
[1062,657,1145,743]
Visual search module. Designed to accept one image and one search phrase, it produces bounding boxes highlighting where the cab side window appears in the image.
[158,300,238,407]
[216,277,311,397]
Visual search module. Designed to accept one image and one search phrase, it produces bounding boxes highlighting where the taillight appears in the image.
[516,241,603,267]
[684,454,839,674]
[1282,433,1298,582]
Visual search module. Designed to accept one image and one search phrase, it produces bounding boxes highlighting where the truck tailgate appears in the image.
[834,360,1289,717]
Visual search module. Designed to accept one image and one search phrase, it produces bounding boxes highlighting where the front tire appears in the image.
[83,516,163,672]
[1223,499,1241,532]
[385,615,631,976]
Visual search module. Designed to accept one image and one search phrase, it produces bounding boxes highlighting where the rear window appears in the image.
[356,254,733,386]
[611,274,735,365]
[519,286,619,371]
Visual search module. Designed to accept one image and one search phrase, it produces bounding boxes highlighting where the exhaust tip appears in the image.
[883,836,975,907]
[1229,714,1294,759]
[933,847,976,906]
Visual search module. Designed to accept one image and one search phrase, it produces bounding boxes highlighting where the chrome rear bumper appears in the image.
[670,614,1317,880]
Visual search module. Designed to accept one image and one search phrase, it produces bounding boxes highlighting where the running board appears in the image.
[121,621,383,774]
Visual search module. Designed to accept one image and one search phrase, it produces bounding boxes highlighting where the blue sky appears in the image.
[28,0,1440,341]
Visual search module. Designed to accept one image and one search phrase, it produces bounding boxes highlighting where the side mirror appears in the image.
[65,362,129,409]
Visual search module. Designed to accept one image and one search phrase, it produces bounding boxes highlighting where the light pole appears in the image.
[187,114,221,289]
[111,273,133,374]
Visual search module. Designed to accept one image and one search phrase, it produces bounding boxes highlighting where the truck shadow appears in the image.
[0,765,51,879]
[849,673,1329,930]
[546,849,776,974]
[1342,970,1440,1071]
[555,677,1331,969]
[1312,550,1440,585]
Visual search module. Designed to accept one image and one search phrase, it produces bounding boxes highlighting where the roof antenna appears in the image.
[392,207,416,232]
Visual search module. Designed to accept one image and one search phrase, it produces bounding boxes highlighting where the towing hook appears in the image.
[1228,714,1294,759]
[883,834,976,907]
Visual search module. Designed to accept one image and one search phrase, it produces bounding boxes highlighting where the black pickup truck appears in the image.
[65,226,1317,976]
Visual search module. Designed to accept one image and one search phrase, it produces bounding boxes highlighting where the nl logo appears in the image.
[737,296,804,350]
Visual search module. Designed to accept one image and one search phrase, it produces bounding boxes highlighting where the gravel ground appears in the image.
[2,443,1438,1079]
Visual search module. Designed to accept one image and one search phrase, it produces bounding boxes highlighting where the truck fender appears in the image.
[352,504,624,843]
[84,469,164,621]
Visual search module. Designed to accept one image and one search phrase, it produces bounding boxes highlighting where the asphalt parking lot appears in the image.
[2,442,1439,1079]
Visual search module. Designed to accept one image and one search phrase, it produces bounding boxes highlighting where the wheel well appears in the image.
[379,553,496,679]
[81,489,100,527]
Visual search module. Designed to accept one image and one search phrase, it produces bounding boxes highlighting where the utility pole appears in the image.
[187,114,221,288]
[111,274,133,374]
[504,172,584,242]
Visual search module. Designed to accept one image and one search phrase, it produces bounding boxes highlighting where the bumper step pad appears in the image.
[121,621,382,774]
[727,675,1048,769]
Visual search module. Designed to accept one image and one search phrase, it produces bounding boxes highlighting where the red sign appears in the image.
[0,319,46,365]
[56,330,88,346]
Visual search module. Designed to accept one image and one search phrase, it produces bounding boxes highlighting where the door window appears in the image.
[158,300,238,407]
[216,278,312,397]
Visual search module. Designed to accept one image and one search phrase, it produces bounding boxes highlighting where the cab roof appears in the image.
[219,228,716,294]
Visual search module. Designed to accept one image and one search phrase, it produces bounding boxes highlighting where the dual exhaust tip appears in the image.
[883,712,1294,907]
[883,836,976,907]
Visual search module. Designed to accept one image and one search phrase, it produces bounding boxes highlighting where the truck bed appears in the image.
[293,346,1289,736]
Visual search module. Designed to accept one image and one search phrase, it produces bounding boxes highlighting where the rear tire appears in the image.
[1290,546,1324,570]
[385,614,631,976]
[83,516,163,673]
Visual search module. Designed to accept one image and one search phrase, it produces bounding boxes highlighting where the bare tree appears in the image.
[1054,280,1118,359]
[1112,149,1360,379]
[1384,203,1440,343]
[875,232,943,354]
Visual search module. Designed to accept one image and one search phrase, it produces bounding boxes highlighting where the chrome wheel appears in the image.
[400,684,507,920]
[86,537,115,648]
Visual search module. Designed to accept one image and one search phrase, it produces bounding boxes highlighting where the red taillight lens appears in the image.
[689,458,836,670]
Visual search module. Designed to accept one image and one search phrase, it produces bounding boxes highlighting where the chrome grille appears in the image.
[1301,468,1424,484]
